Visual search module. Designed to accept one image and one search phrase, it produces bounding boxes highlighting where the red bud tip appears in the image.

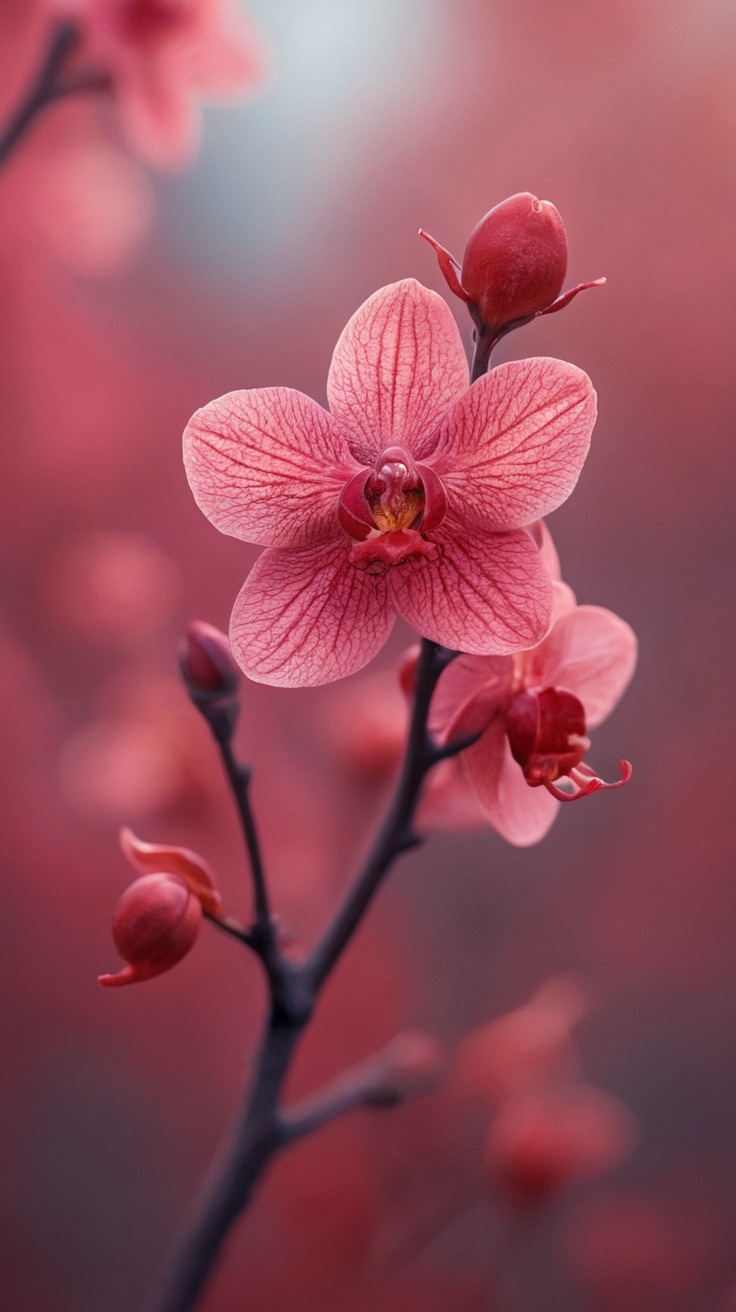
[180,620,240,698]
[461,193,567,331]
[99,872,202,987]
[422,194,602,344]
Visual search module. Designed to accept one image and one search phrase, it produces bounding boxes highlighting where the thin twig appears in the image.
[305,639,456,992]
[152,638,466,1311]
[212,729,273,937]
[0,21,111,168]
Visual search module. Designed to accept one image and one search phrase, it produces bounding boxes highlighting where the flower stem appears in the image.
[0,21,110,168]
[211,725,273,940]
[306,638,454,992]
[150,639,461,1311]
[149,1008,306,1312]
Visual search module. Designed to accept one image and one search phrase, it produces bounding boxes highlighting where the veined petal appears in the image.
[327,280,469,464]
[536,605,638,728]
[230,540,394,686]
[184,388,356,548]
[429,358,596,531]
[430,652,513,741]
[390,520,552,655]
[528,519,564,584]
[465,725,560,847]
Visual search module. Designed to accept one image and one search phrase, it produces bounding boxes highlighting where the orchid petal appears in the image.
[527,519,565,583]
[429,358,596,531]
[119,828,222,916]
[534,605,638,728]
[430,653,513,741]
[230,540,394,687]
[419,758,489,830]
[184,388,356,548]
[327,280,469,465]
[390,520,552,656]
[465,726,560,847]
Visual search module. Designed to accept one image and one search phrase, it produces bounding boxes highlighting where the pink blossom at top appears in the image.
[427,565,637,846]
[54,0,265,167]
[184,280,597,687]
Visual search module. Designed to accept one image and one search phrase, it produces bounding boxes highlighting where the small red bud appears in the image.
[485,1086,637,1209]
[420,193,604,351]
[485,1086,634,1207]
[180,620,240,699]
[461,193,568,331]
[98,872,202,987]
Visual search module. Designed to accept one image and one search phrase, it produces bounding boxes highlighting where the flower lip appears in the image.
[506,686,632,801]
[338,445,447,542]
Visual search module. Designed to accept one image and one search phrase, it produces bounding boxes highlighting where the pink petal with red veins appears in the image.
[528,519,564,583]
[327,280,469,465]
[465,723,560,847]
[536,605,638,729]
[230,540,394,687]
[184,388,356,548]
[550,580,577,624]
[390,518,552,656]
[430,653,513,741]
[430,358,596,531]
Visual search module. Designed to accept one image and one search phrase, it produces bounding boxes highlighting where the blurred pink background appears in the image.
[1,1,735,1309]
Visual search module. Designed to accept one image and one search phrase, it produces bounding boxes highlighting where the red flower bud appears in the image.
[420,193,604,349]
[98,872,203,987]
[486,1086,637,1209]
[463,193,568,329]
[180,620,240,699]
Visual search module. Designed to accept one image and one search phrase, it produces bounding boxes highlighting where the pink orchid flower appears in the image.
[55,0,265,167]
[184,279,597,687]
[427,564,637,846]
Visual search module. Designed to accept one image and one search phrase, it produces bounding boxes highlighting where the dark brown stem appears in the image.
[149,1007,307,1312]
[214,730,273,939]
[305,639,456,992]
[470,331,495,382]
[152,639,463,1311]
[0,21,111,168]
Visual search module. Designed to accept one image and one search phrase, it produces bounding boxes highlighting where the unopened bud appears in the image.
[461,193,568,330]
[99,872,202,987]
[180,620,240,700]
[486,1086,637,1208]
[420,193,604,351]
